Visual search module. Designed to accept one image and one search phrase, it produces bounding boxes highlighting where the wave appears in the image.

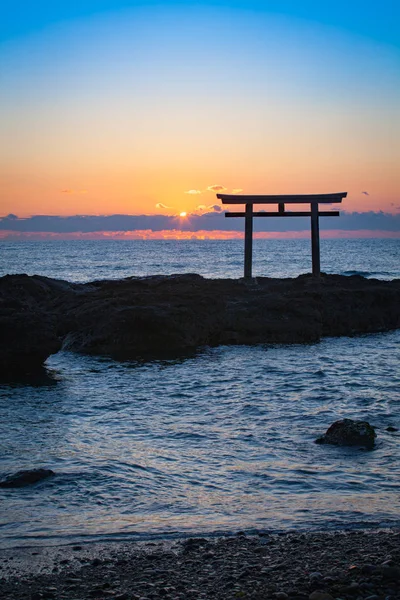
[340,270,395,279]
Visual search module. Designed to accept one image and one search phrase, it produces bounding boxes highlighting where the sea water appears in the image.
[0,238,399,548]
[1,238,399,281]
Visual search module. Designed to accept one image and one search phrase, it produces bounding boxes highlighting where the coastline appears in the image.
[1,527,399,599]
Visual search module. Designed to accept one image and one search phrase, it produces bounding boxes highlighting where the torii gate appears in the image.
[217,192,347,279]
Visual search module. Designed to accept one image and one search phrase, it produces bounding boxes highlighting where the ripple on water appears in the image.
[0,330,399,547]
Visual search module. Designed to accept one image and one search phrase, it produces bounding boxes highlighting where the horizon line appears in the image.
[1,229,399,241]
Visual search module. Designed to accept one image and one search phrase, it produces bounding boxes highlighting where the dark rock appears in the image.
[0,468,55,488]
[380,565,400,580]
[315,418,376,448]
[0,311,61,378]
[0,274,77,377]
[386,426,398,432]
[361,564,378,575]
[1,273,400,369]
[308,592,334,600]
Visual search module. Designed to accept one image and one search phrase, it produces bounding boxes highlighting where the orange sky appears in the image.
[1,6,399,220]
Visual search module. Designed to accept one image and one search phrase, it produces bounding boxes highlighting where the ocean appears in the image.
[0,238,399,549]
[1,238,399,281]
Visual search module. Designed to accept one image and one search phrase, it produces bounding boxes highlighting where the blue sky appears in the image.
[1,0,399,46]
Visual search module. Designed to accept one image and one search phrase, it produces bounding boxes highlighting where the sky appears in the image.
[1,1,399,237]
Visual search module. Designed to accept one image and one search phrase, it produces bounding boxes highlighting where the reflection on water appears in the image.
[0,330,399,548]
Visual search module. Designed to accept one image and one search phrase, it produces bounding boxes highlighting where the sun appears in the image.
[179,212,187,217]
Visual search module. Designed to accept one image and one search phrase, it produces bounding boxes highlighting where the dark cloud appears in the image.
[0,211,399,233]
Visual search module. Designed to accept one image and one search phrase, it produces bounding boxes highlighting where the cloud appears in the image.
[362,191,370,196]
[155,203,172,209]
[207,185,227,193]
[0,211,399,235]
[185,189,202,195]
[60,189,87,195]
[231,188,243,194]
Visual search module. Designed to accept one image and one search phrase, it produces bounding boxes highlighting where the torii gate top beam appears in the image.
[217,192,346,204]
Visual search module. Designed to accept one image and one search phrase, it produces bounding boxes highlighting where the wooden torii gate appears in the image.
[217,192,347,279]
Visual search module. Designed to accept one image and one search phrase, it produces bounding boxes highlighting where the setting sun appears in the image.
[179,212,187,217]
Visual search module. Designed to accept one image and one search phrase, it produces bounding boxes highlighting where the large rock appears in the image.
[315,418,377,448]
[0,468,55,488]
[0,274,76,377]
[1,272,399,371]
[0,312,61,377]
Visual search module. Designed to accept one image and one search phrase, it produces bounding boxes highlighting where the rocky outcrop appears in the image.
[315,418,377,448]
[0,275,77,378]
[1,273,399,375]
[0,468,55,488]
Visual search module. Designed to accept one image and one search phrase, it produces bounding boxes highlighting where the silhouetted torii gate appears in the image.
[217,192,347,279]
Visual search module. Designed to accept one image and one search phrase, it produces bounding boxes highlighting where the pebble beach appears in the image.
[1,529,399,600]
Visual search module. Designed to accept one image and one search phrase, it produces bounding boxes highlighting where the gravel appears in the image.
[0,529,399,599]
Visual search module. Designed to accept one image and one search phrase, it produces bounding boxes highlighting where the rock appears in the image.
[1,273,400,367]
[0,274,75,378]
[308,592,334,600]
[0,311,61,378]
[315,418,376,448]
[361,564,377,575]
[380,565,400,580]
[386,426,398,432]
[0,468,55,488]
[89,587,104,597]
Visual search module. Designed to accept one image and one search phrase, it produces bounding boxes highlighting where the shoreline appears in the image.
[1,527,399,599]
